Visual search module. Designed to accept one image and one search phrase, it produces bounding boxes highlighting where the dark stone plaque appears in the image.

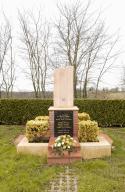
[54,110,73,137]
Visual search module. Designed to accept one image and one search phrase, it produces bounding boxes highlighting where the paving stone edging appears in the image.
[47,166,78,192]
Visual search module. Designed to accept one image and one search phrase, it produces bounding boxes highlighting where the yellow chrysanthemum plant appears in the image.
[26,116,49,142]
[78,112,99,142]
[78,120,99,142]
[78,112,90,121]
[35,116,49,121]
[53,135,77,156]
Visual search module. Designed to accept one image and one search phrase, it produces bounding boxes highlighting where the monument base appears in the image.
[48,106,80,164]
[47,137,82,165]
[17,137,48,156]
[48,151,82,165]
[81,136,112,159]
[16,135,112,160]
[48,106,79,137]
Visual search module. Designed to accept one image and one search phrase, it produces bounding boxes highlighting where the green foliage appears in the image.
[0,125,64,192]
[26,116,49,142]
[75,99,125,127]
[35,116,49,121]
[78,120,99,142]
[74,128,125,192]
[78,112,90,121]
[0,99,52,125]
[0,99,125,126]
[1,125,125,191]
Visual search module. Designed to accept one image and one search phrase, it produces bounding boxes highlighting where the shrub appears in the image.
[78,112,90,121]
[35,116,49,121]
[0,99,125,127]
[75,100,125,127]
[78,120,99,142]
[0,99,52,125]
[26,117,50,142]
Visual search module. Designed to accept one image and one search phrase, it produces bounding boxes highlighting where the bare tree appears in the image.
[2,36,15,98]
[121,66,125,91]
[0,16,14,98]
[94,36,119,97]
[80,27,120,98]
[54,1,92,97]
[19,11,50,98]
[80,23,106,98]
[0,20,11,71]
[123,67,125,86]
[54,1,120,98]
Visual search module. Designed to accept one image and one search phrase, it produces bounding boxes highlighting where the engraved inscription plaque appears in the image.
[54,111,73,137]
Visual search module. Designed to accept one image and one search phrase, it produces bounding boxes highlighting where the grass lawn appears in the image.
[72,127,125,192]
[0,125,125,192]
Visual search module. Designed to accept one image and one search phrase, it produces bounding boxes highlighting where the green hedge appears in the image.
[0,99,52,125]
[75,100,125,127]
[0,99,125,126]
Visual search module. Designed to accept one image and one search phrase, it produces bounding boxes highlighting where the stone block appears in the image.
[17,137,48,156]
[80,136,111,159]
[47,137,82,165]
[48,151,81,165]
[54,66,74,107]
[16,136,111,160]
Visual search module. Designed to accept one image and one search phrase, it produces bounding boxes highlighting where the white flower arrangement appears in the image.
[53,135,77,155]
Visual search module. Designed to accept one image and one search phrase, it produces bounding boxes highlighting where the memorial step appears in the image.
[48,151,81,165]
[47,137,82,165]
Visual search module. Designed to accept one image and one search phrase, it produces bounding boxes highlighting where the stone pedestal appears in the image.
[47,66,82,164]
[47,106,82,164]
[48,137,81,165]
[48,106,79,137]
[16,135,112,160]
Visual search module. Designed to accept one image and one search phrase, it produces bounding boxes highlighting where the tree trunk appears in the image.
[95,80,99,98]
[0,88,2,98]
[83,78,87,98]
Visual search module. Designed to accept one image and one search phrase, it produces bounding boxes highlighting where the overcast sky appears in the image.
[0,0,125,91]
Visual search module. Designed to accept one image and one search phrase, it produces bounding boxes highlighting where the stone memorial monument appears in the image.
[48,66,81,164]
[17,66,112,161]
[54,66,73,107]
